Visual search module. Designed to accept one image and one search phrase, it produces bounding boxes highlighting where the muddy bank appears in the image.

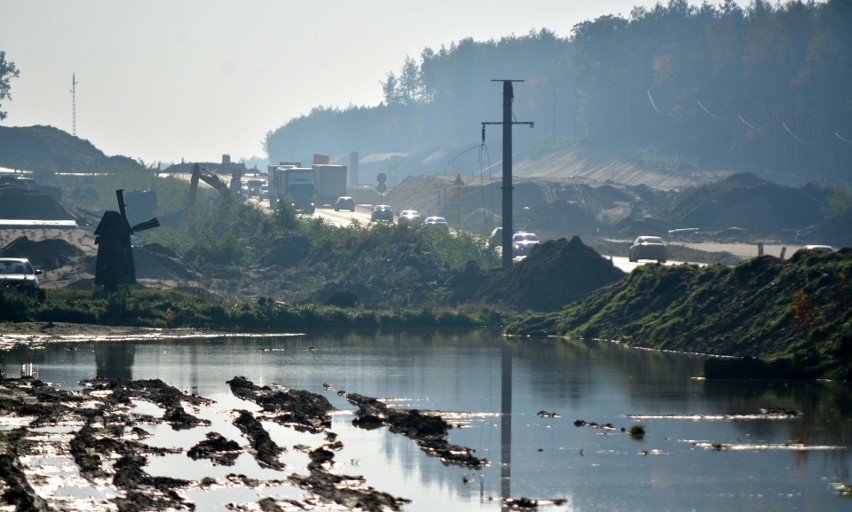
[346,392,488,468]
[0,375,500,511]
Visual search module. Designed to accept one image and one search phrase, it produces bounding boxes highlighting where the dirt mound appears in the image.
[663,173,825,231]
[0,177,75,220]
[0,235,84,270]
[0,125,109,173]
[133,243,204,281]
[473,236,625,311]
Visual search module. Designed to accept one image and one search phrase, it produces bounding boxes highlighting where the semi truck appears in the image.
[313,164,347,206]
[270,164,316,213]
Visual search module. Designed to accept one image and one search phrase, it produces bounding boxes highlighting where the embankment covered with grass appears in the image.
[506,249,852,380]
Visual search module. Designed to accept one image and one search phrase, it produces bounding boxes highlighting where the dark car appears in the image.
[334,196,356,212]
[371,204,394,222]
[0,258,42,291]
[629,236,667,263]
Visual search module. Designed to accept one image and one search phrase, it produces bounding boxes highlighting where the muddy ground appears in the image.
[0,374,525,511]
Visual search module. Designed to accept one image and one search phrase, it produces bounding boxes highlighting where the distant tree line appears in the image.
[265,0,851,183]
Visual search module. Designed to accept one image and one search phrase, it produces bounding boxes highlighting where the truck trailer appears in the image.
[313,164,347,206]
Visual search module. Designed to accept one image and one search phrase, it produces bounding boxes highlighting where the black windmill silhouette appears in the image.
[94,190,160,292]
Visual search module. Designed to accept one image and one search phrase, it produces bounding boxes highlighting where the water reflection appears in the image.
[94,343,135,380]
[501,341,512,507]
[0,332,849,511]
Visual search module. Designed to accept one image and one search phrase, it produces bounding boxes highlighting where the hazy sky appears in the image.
[2,1,740,165]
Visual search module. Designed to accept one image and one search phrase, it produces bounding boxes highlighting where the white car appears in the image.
[0,257,42,291]
[398,210,423,226]
[423,216,449,230]
[512,232,540,257]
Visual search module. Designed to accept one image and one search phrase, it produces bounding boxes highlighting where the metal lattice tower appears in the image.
[71,74,77,136]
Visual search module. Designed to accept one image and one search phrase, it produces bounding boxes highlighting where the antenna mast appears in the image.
[71,73,77,136]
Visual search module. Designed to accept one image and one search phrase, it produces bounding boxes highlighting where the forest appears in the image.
[265,0,851,184]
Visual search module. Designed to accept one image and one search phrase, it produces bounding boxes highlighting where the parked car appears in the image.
[799,244,833,252]
[334,196,356,212]
[629,236,667,263]
[0,257,42,291]
[512,231,540,257]
[371,204,394,222]
[423,216,449,230]
[397,209,423,226]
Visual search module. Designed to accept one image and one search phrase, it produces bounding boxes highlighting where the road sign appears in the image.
[377,182,387,193]
[377,173,387,183]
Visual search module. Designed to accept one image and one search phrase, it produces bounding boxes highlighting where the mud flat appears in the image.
[0,375,499,511]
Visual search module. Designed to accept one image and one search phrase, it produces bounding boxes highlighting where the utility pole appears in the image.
[71,73,77,137]
[482,80,534,267]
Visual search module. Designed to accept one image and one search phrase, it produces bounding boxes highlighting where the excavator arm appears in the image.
[189,164,230,206]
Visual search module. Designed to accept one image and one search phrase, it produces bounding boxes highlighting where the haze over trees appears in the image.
[265,0,851,184]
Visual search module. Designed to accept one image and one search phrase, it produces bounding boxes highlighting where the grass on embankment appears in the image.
[0,287,507,332]
[506,248,851,380]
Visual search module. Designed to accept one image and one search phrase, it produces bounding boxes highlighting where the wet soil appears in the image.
[345,392,488,468]
[0,375,494,511]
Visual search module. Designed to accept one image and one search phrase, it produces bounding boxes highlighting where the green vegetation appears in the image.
[148,196,499,307]
[0,286,507,331]
[506,249,852,380]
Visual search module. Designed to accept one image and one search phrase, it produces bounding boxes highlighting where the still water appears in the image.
[2,330,850,511]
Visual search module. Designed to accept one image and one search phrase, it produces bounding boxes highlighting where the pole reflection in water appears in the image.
[95,343,136,380]
[501,340,512,508]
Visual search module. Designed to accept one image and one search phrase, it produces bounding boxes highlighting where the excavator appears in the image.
[187,163,243,206]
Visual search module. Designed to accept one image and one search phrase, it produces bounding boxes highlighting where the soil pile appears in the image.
[0,235,84,270]
[0,177,75,220]
[472,236,625,311]
[0,125,143,174]
[133,243,204,282]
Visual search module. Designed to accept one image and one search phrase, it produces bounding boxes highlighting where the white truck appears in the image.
[270,164,316,213]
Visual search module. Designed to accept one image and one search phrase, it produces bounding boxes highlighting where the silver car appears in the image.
[0,257,42,290]
[629,236,667,263]
[423,216,449,230]
[398,210,423,226]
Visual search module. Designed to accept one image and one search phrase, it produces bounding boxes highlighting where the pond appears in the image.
[1,330,850,511]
